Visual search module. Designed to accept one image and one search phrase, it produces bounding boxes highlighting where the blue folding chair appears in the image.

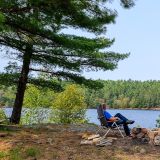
[96,105,124,138]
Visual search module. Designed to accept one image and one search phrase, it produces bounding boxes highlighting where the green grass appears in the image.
[0,147,40,160]
[25,147,40,157]
[0,151,8,159]
[9,147,23,160]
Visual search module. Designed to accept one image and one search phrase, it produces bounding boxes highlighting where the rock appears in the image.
[80,140,93,145]
[136,132,145,139]
[141,128,148,134]
[134,146,147,153]
[88,134,100,140]
[134,145,140,152]
[131,127,148,140]
[151,128,158,131]
[141,134,150,143]
[81,132,92,139]
[107,137,117,140]
[154,135,160,145]
[104,142,112,146]
[131,127,136,134]
[47,138,53,145]
[81,134,113,146]
[96,140,112,147]
[32,135,39,139]
[131,127,141,134]
[131,133,137,139]
[152,128,160,136]
[139,148,146,154]
[92,137,101,144]
[147,130,158,144]
[37,140,43,144]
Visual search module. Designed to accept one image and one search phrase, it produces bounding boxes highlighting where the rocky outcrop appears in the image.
[131,127,160,145]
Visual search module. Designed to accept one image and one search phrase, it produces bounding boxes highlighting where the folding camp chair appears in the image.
[96,105,124,138]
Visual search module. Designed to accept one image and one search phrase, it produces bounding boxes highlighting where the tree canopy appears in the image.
[0,0,135,123]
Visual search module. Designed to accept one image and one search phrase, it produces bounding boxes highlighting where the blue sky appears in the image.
[0,1,160,81]
[84,0,160,81]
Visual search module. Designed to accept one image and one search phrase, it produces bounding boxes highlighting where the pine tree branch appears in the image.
[0,7,32,13]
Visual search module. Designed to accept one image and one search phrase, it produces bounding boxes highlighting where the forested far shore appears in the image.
[87,79,160,109]
[1,80,160,109]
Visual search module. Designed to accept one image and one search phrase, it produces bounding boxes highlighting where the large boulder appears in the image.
[131,127,160,145]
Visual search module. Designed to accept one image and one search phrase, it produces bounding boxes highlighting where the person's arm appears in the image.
[108,116,119,122]
[104,111,119,122]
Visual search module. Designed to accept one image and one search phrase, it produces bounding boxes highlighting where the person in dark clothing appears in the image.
[102,104,135,136]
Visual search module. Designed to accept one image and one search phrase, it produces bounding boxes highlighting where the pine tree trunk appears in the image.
[10,45,32,124]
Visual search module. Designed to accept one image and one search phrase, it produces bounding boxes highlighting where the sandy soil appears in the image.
[0,124,160,160]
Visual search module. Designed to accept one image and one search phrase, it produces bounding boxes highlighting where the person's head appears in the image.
[102,103,108,110]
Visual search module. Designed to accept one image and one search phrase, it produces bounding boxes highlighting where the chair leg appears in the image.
[96,125,103,134]
[96,129,112,146]
[96,125,111,138]
[103,128,111,138]
[96,123,124,139]
[113,122,124,138]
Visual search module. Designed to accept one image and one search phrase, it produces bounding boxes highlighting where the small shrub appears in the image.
[0,109,9,124]
[0,108,7,119]
[24,84,55,108]
[51,84,87,124]
[20,108,51,125]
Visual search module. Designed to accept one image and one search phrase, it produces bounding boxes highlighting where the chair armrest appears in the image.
[107,120,113,123]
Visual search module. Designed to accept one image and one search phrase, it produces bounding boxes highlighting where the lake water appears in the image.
[86,109,160,129]
[4,108,160,129]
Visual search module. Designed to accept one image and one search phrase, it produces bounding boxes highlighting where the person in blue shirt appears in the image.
[102,103,135,136]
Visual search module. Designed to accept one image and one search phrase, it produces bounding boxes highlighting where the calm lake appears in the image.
[86,109,160,129]
[4,108,160,129]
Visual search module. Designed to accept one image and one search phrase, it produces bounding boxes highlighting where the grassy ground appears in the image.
[0,124,160,160]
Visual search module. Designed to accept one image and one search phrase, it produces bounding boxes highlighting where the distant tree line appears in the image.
[1,80,160,109]
[85,80,160,109]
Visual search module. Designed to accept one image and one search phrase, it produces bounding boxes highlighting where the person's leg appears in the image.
[114,119,131,136]
[123,124,130,136]
[115,113,135,124]
[114,113,128,122]
[107,121,113,127]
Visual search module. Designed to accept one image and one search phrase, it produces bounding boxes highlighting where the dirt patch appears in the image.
[0,124,160,160]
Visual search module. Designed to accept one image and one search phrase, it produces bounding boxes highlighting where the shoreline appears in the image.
[1,106,160,111]
[89,107,160,111]
[113,108,160,111]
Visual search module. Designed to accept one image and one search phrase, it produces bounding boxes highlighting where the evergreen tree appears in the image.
[0,0,134,123]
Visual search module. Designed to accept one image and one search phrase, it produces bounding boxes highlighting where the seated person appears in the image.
[102,104,135,136]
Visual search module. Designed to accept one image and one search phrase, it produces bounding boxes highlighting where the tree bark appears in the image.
[10,45,32,124]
